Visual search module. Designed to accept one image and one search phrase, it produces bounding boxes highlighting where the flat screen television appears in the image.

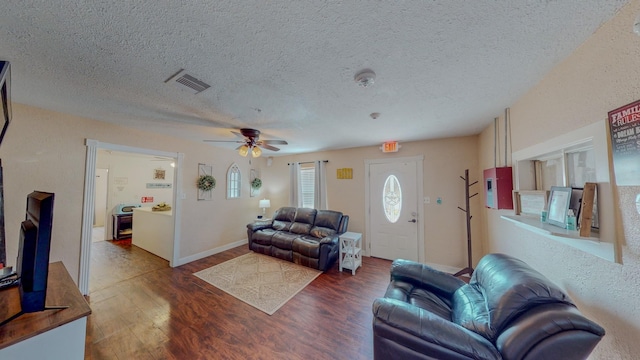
[0,60,10,268]
[19,191,55,312]
[0,191,58,326]
[0,60,11,147]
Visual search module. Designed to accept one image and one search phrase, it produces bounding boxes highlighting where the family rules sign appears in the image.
[608,99,640,186]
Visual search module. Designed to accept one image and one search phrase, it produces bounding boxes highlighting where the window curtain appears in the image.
[314,160,328,210]
[289,162,302,207]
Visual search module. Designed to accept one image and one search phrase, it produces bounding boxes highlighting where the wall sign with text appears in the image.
[608,99,640,186]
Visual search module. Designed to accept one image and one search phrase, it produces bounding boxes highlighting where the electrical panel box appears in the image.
[484,167,514,209]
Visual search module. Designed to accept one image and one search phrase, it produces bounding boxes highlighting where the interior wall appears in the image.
[0,102,266,283]
[478,1,640,358]
[262,136,481,268]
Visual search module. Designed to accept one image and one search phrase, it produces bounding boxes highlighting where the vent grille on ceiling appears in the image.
[165,69,211,94]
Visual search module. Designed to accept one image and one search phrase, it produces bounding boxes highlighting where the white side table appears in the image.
[339,232,362,275]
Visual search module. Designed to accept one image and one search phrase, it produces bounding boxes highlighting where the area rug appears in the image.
[193,252,322,315]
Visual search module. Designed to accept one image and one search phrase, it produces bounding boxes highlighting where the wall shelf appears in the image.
[501,215,614,262]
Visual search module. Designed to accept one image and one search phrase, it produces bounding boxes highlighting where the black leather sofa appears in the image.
[372,253,605,360]
[246,207,349,271]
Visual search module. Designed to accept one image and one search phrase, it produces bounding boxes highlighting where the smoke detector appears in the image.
[354,69,376,87]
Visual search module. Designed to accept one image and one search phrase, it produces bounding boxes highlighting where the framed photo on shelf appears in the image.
[547,186,572,228]
[570,187,583,223]
[512,190,549,217]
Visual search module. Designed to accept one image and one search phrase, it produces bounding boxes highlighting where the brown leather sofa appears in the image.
[372,253,605,360]
[246,207,349,271]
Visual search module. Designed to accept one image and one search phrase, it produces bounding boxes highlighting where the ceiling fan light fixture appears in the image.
[251,146,262,158]
[238,145,250,157]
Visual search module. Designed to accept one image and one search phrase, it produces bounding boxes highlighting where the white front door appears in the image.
[368,158,421,261]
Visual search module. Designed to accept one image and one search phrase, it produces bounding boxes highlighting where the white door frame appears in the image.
[78,139,184,295]
[365,155,424,262]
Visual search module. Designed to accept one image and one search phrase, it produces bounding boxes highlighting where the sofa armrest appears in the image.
[496,303,605,360]
[246,221,272,232]
[390,259,465,298]
[318,234,339,246]
[373,298,500,359]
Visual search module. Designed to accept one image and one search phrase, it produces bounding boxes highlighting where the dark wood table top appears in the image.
[0,261,92,349]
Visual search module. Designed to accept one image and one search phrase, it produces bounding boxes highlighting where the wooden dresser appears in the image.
[0,261,91,359]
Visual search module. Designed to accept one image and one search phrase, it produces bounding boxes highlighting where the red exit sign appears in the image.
[382,141,399,153]
[141,196,154,203]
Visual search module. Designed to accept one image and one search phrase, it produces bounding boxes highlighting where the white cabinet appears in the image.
[132,207,173,261]
[339,232,362,275]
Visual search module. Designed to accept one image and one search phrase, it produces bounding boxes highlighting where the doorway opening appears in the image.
[79,139,183,295]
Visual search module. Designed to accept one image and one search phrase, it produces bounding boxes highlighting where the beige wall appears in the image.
[263,136,482,268]
[478,1,640,358]
[0,103,267,282]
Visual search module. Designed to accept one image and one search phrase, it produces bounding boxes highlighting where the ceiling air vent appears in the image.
[164,69,211,94]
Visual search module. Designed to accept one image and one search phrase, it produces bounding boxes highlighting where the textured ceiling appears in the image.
[0,1,630,155]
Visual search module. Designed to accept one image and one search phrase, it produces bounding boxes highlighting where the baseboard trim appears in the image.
[174,239,247,266]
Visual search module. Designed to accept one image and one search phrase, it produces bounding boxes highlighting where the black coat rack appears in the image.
[454,169,478,277]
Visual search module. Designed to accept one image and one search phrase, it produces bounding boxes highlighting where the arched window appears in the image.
[227,163,241,199]
[383,175,401,223]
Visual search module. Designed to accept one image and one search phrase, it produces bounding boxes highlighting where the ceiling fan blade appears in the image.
[259,143,281,152]
[203,140,244,143]
[261,139,288,145]
[231,131,245,139]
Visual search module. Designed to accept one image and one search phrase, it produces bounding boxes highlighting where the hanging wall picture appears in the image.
[197,163,215,201]
[154,168,166,180]
[608,99,640,186]
[250,169,261,197]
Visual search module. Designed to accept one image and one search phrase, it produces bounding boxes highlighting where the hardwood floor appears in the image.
[86,241,393,359]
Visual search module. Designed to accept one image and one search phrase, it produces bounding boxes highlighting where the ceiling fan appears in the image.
[204,128,288,157]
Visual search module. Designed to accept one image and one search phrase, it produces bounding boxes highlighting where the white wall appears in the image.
[98,151,175,210]
[478,1,640,358]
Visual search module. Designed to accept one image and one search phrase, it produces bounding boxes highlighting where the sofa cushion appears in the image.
[467,253,575,342]
[385,280,453,321]
[309,226,336,239]
[289,208,317,234]
[252,228,276,246]
[451,283,491,337]
[308,210,342,238]
[271,247,293,262]
[313,210,343,230]
[271,231,298,250]
[292,236,321,258]
[272,207,296,231]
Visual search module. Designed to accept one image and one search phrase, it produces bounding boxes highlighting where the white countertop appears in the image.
[133,207,173,216]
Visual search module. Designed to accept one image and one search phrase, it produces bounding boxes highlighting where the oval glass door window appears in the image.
[383,175,402,223]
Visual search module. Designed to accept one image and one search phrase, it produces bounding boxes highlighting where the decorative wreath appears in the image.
[197,175,216,191]
[251,177,262,189]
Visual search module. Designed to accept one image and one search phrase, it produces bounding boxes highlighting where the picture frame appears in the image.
[512,190,549,217]
[569,187,583,223]
[546,186,572,228]
[154,169,166,180]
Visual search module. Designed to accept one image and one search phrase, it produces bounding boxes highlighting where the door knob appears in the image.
[408,219,417,223]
